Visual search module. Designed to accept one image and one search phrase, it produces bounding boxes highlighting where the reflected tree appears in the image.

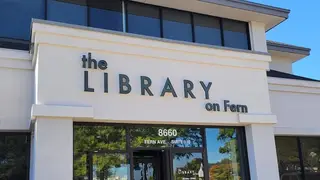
[73,125,127,180]
[275,137,301,177]
[130,126,202,148]
[0,134,29,180]
[174,156,203,180]
[208,128,241,180]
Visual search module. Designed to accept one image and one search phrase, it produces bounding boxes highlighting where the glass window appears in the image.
[73,124,126,152]
[127,2,161,37]
[74,153,89,180]
[47,0,87,26]
[173,152,204,180]
[300,137,320,180]
[194,14,222,46]
[88,1,123,31]
[130,126,202,148]
[92,153,130,180]
[275,137,303,180]
[162,9,193,42]
[222,19,249,50]
[0,133,30,180]
[206,128,242,180]
[0,0,45,40]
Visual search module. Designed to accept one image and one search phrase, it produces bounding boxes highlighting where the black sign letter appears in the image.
[224,100,230,112]
[184,80,196,99]
[104,73,108,93]
[84,71,94,92]
[119,74,132,94]
[141,76,153,96]
[82,55,87,68]
[98,60,108,70]
[161,78,177,97]
[200,81,212,99]
[88,52,97,69]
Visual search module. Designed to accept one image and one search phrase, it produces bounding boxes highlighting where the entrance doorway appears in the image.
[73,123,250,180]
[133,150,171,180]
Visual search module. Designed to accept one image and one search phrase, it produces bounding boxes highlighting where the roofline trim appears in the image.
[267,41,311,56]
[268,77,320,89]
[267,70,319,82]
[199,0,290,18]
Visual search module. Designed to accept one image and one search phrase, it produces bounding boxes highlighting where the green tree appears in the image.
[209,159,241,180]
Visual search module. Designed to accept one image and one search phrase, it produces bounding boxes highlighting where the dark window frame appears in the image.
[73,122,250,180]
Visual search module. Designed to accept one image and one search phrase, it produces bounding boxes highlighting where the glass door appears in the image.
[132,150,170,180]
[171,151,205,180]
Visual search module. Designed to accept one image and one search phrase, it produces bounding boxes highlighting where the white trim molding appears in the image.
[268,77,320,94]
[31,104,94,120]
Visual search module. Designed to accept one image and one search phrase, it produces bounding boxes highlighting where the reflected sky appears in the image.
[206,129,232,164]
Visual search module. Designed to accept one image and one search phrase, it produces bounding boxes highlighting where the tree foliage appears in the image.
[0,135,29,180]
[208,128,241,180]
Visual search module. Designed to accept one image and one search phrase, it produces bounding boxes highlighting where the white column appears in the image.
[249,21,268,53]
[245,124,279,180]
[31,117,73,180]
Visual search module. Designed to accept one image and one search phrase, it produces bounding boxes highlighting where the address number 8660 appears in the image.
[158,129,178,137]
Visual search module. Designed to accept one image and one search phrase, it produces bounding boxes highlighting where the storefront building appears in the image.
[0,0,319,180]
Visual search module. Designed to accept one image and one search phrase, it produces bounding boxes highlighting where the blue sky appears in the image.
[251,0,320,80]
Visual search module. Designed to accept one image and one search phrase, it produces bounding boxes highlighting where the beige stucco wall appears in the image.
[269,55,293,73]
[0,48,33,130]
[269,77,320,136]
[28,21,279,180]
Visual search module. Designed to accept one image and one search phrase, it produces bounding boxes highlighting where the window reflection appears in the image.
[74,124,126,152]
[206,128,242,180]
[0,133,30,180]
[130,126,202,148]
[47,0,87,26]
[1,0,252,51]
[162,9,193,42]
[74,153,89,180]
[222,19,249,50]
[127,2,161,37]
[173,152,204,180]
[194,14,221,46]
[93,153,130,180]
[133,156,156,180]
[300,137,320,180]
[88,1,123,31]
[0,0,45,40]
[275,137,303,180]
[73,124,248,180]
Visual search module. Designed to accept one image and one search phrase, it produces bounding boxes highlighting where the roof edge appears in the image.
[199,0,290,18]
[267,70,319,82]
[267,40,311,56]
